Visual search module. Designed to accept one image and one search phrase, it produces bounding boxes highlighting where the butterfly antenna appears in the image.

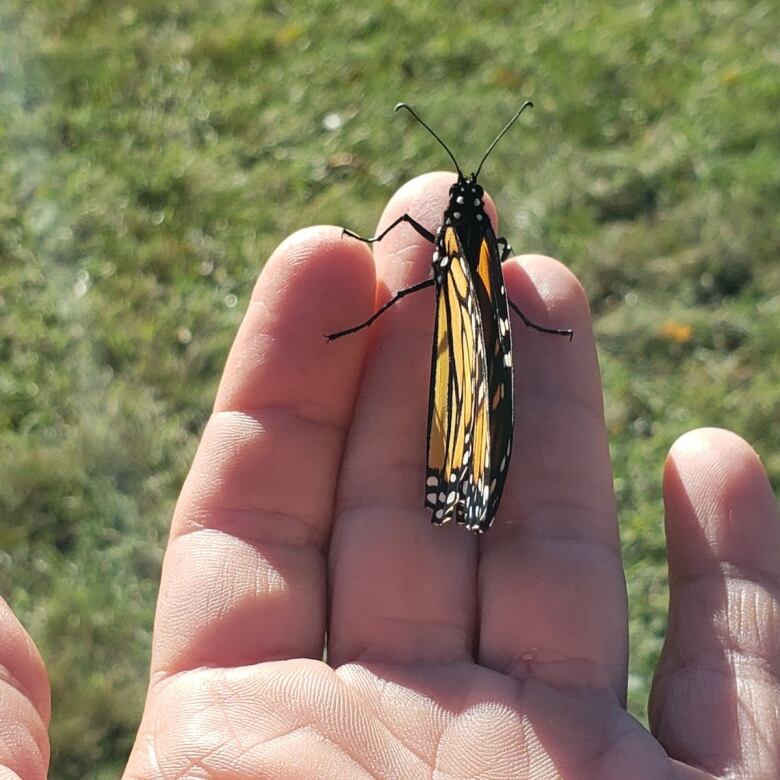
[475,100,533,178]
[394,103,464,179]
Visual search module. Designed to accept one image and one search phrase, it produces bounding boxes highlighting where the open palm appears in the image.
[3,174,778,779]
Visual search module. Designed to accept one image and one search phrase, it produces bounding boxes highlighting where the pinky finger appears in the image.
[650,428,780,779]
[0,599,50,779]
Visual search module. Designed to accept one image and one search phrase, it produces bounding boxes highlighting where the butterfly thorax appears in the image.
[445,175,486,222]
[435,176,492,272]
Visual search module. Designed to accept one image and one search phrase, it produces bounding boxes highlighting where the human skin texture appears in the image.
[2,173,778,779]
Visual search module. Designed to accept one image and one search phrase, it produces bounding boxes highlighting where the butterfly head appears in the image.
[451,173,484,195]
[445,175,486,225]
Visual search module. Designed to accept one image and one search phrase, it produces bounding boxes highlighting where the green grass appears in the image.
[0,0,778,776]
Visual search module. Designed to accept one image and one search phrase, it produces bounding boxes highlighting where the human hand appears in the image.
[2,173,778,779]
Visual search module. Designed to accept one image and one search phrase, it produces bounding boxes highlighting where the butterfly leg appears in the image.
[508,299,574,341]
[498,236,574,340]
[326,278,435,340]
[497,236,513,262]
[343,214,435,245]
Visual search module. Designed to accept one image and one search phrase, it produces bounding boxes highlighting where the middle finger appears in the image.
[328,173,480,667]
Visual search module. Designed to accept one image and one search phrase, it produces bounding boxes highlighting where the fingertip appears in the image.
[267,224,372,264]
[369,173,447,290]
[384,170,454,205]
[508,254,590,321]
[252,223,379,358]
[667,426,764,473]
[0,599,51,726]
[664,427,772,513]
[663,427,779,579]
[255,224,376,306]
[216,224,377,415]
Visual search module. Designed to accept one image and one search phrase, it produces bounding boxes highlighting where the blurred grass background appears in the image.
[0,0,777,776]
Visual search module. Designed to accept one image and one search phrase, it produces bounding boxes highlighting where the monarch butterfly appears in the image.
[327,102,573,533]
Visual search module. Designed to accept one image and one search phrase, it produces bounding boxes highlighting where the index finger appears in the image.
[149,227,376,677]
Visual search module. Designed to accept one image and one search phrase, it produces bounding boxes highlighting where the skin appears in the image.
[1,172,779,779]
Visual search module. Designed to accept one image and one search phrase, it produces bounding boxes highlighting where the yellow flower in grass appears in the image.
[661,320,693,344]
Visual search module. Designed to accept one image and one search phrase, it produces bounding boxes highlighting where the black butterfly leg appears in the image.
[497,235,574,340]
[326,278,435,340]
[508,299,574,340]
[327,214,437,340]
[343,213,435,245]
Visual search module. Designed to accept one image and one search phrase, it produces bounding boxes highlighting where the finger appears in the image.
[650,428,780,778]
[478,255,627,700]
[329,172,496,666]
[0,599,50,779]
[150,227,376,676]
